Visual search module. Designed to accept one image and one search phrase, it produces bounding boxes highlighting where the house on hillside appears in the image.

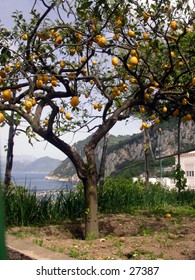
[175,151,195,190]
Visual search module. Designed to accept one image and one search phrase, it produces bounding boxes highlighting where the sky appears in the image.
[0,0,142,160]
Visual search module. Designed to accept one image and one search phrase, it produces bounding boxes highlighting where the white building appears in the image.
[133,151,195,190]
[175,151,195,190]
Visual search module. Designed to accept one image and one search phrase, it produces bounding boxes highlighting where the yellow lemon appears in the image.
[143,33,149,40]
[143,12,150,21]
[5,65,11,72]
[128,30,135,37]
[155,118,160,124]
[170,20,177,31]
[70,48,76,56]
[2,89,12,101]
[0,112,5,123]
[112,57,119,66]
[173,108,179,117]
[22,33,28,40]
[98,37,107,47]
[162,106,168,113]
[70,96,80,107]
[140,106,145,113]
[51,80,58,87]
[186,114,192,121]
[36,80,43,88]
[24,100,33,110]
[130,78,137,84]
[65,112,71,120]
[93,103,99,110]
[165,213,171,218]
[60,60,66,68]
[129,56,139,65]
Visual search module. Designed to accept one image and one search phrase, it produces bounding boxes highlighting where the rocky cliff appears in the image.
[48,119,195,181]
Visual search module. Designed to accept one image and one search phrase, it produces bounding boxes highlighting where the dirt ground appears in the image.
[7,213,195,260]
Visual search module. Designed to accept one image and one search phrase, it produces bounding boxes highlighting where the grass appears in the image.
[139,226,155,236]
[2,178,195,227]
[10,231,26,239]
[125,249,159,260]
[68,246,88,259]
[49,244,65,254]
[86,231,99,241]
[114,239,124,258]
[33,238,43,247]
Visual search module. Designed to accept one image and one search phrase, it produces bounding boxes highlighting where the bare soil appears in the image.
[7,213,195,260]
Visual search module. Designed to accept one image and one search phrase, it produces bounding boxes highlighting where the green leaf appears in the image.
[77,1,93,11]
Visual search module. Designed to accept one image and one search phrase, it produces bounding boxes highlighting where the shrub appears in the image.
[3,178,195,227]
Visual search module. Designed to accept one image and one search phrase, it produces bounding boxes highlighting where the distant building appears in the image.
[133,151,195,190]
[175,151,195,190]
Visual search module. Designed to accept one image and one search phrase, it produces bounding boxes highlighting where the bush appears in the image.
[98,178,195,212]
[3,178,195,227]
[3,185,85,226]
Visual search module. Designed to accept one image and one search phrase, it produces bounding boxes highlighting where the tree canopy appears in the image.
[0,0,194,237]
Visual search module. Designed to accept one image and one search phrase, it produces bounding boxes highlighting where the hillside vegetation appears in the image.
[49,120,195,180]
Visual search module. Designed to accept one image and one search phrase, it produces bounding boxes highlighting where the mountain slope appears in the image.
[24,156,61,172]
[48,119,195,180]
[8,156,62,173]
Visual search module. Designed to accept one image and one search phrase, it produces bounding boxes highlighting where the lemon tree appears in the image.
[0,0,194,238]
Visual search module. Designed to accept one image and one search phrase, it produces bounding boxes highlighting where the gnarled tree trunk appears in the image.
[83,175,99,238]
[98,133,109,188]
[4,111,15,189]
[83,144,99,238]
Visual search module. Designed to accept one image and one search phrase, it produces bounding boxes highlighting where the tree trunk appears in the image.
[83,142,99,239]
[98,133,109,188]
[144,129,150,190]
[145,146,150,190]
[83,174,99,239]
[177,117,181,192]
[4,111,15,189]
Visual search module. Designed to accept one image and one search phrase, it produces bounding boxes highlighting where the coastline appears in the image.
[45,175,80,183]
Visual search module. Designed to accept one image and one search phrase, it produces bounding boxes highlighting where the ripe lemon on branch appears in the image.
[0,112,5,123]
[112,57,119,66]
[70,96,80,107]
[170,20,177,31]
[129,56,139,65]
[2,89,12,101]
[65,112,71,120]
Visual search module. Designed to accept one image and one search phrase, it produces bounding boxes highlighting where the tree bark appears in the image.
[83,175,99,238]
[84,143,99,238]
[4,111,15,189]
[144,129,150,190]
[98,133,109,188]
[177,117,181,192]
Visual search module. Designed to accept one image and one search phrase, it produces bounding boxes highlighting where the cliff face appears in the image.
[48,120,195,180]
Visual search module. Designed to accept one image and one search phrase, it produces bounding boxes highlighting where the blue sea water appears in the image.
[0,171,75,192]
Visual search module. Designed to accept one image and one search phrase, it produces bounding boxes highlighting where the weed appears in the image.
[125,249,158,260]
[50,244,64,253]
[155,235,173,248]
[139,225,155,236]
[68,246,80,258]
[10,231,26,239]
[114,239,124,258]
[86,231,98,241]
[33,238,43,247]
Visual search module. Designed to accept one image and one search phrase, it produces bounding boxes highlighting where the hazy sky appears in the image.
[0,0,141,160]
[0,0,33,27]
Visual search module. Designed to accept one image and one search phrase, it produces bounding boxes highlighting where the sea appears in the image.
[0,171,75,192]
